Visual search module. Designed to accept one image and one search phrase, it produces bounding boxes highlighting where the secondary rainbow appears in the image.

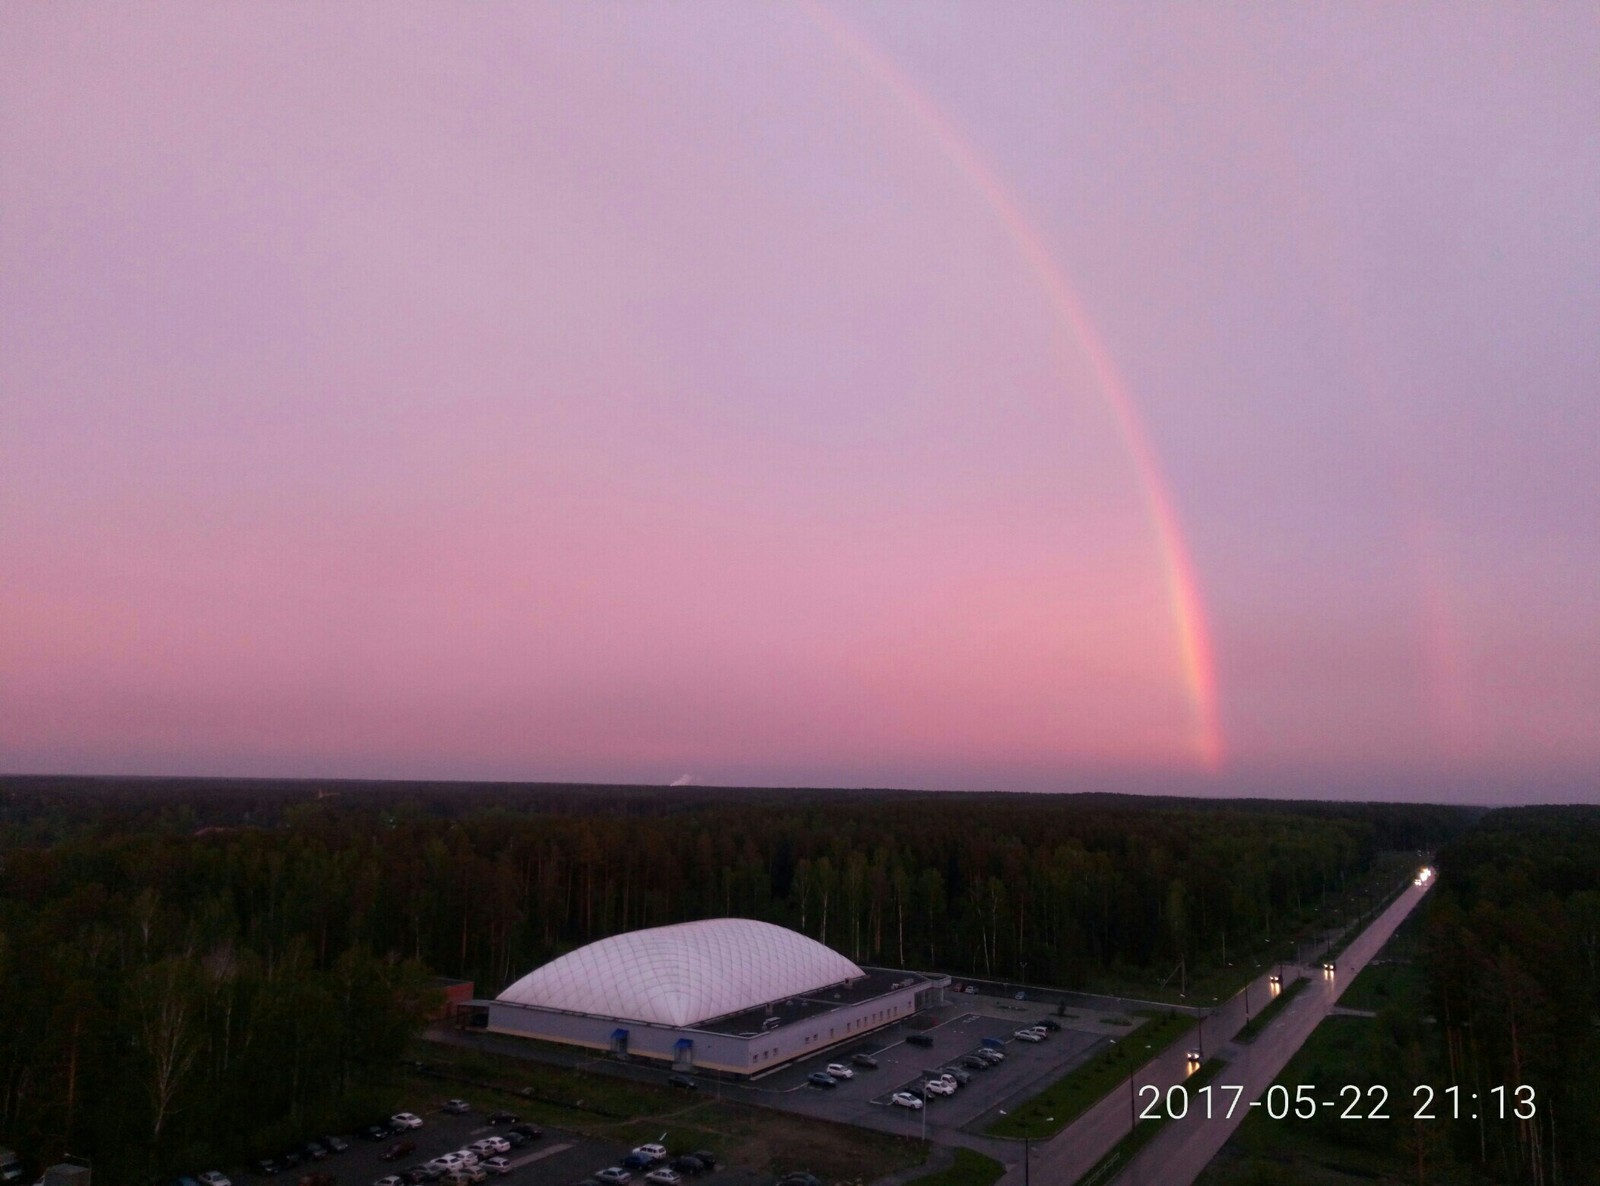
[804,2,1223,767]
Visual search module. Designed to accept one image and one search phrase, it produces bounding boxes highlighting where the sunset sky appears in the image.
[4,4,1597,802]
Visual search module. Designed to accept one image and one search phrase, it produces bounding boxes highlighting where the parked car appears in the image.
[361,1124,393,1141]
[975,1048,1004,1063]
[1014,1028,1043,1042]
[643,1171,681,1186]
[850,1053,878,1069]
[197,1174,231,1186]
[509,1123,543,1140]
[254,1162,284,1178]
[472,1138,510,1156]
[631,1146,668,1164]
[667,1073,697,1090]
[391,1113,424,1130]
[668,1156,705,1176]
[940,1067,971,1084]
[775,1173,822,1186]
[906,1033,934,1047]
[375,1177,405,1186]
[620,1154,653,1171]
[594,1170,632,1185]
[807,1072,837,1088]
[487,1111,517,1126]
[962,1055,989,1070]
[301,1141,329,1161]
[481,1159,511,1177]
[443,1099,471,1114]
[381,1140,418,1162]
[503,1132,530,1149]
[824,1063,854,1080]
[403,1167,442,1184]
[688,1152,717,1171]
[1037,1018,1062,1031]
[890,1091,924,1110]
[924,1078,955,1097]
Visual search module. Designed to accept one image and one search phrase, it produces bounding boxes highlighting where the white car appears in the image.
[1014,1028,1043,1042]
[473,1138,510,1155]
[455,1151,482,1167]
[936,1073,959,1090]
[824,1063,855,1080]
[375,1178,404,1186]
[481,1158,512,1176]
[890,1091,924,1110]
[631,1144,669,1163]
[391,1111,424,1129]
[924,1079,956,1096]
[431,1154,467,1171]
[977,1048,1004,1062]
[644,1171,682,1186]
[198,1175,231,1186]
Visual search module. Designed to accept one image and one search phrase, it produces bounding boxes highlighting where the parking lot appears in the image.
[730,996,1143,1137]
[240,1102,729,1186]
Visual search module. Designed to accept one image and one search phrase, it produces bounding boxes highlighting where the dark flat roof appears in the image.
[694,968,928,1036]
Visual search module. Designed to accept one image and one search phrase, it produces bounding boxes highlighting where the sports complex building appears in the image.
[479,918,948,1077]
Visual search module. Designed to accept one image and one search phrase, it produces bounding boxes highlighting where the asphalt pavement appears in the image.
[999,877,1434,1186]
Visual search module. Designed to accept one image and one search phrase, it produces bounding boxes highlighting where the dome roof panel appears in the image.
[495,918,864,1027]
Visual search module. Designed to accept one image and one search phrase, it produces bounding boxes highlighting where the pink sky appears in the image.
[4,4,1598,801]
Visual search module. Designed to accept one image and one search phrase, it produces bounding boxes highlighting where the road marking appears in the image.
[509,1141,574,1169]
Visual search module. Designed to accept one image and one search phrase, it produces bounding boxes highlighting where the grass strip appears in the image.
[904,1147,1006,1186]
[1235,975,1306,1044]
[1070,1057,1225,1186]
[985,1011,1195,1139]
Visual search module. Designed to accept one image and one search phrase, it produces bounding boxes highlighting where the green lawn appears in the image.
[906,1147,1006,1186]
[986,1010,1196,1138]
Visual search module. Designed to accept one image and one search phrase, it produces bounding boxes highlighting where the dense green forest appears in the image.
[0,776,1468,1178]
[1424,806,1600,1184]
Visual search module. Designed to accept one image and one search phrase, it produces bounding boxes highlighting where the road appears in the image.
[1002,876,1433,1186]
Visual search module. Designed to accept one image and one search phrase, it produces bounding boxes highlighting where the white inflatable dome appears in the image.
[496,918,865,1027]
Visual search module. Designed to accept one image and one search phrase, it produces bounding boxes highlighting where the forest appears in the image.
[1423,806,1600,1184]
[0,775,1468,1179]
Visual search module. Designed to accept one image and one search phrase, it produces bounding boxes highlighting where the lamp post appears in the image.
[998,1109,1053,1186]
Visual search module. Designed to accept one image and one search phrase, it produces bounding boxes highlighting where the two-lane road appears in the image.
[1002,876,1432,1186]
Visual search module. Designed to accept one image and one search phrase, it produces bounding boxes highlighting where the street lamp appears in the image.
[999,1109,1053,1186]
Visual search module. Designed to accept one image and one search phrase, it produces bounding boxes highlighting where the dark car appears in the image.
[381,1140,417,1162]
[510,1123,543,1140]
[361,1124,392,1141]
[906,1033,934,1048]
[504,1132,530,1149]
[1038,1018,1062,1031]
[689,1152,717,1170]
[278,1152,303,1169]
[301,1141,329,1161]
[776,1174,823,1186]
[668,1157,705,1176]
[404,1168,441,1184]
[850,1053,878,1069]
[321,1135,349,1154]
[621,1152,653,1170]
[667,1074,697,1090]
[807,1072,837,1088]
[962,1055,988,1070]
[487,1111,518,1126]
[255,1159,285,1177]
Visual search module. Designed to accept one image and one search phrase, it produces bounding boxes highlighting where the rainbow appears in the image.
[803,2,1223,768]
